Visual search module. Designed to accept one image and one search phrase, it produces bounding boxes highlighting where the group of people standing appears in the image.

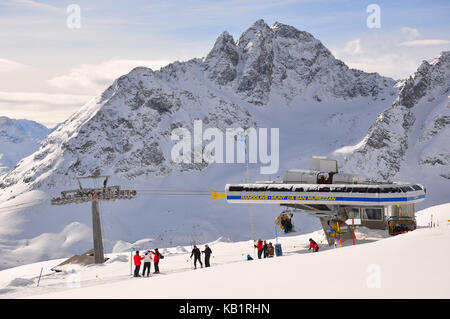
[190,245,212,269]
[133,248,163,277]
[134,239,320,276]
[133,245,213,277]
[254,239,275,259]
[251,238,319,260]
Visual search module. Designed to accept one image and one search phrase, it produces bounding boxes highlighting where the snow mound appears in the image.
[112,238,154,253]
[416,202,450,227]
[210,236,232,244]
[174,246,189,253]
[355,226,389,239]
[106,254,128,263]
[8,278,34,287]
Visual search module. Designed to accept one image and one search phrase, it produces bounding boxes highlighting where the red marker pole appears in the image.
[352,216,355,245]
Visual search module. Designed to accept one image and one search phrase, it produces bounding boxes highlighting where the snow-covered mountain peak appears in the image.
[0,20,400,194]
[204,31,239,85]
[205,19,396,105]
[395,51,450,109]
[334,51,450,205]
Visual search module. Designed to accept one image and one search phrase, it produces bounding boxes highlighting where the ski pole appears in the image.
[37,267,43,287]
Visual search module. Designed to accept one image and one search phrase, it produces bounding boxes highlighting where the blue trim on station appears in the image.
[226,194,425,203]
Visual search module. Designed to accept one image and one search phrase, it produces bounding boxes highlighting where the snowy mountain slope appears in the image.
[0,117,51,176]
[333,51,450,208]
[0,203,448,299]
[0,20,401,269]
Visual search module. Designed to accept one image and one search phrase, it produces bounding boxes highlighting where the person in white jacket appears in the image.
[142,251,152,277]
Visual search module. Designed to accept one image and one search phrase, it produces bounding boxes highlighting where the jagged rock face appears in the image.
[205,20,395,105]
[396,53,450,108]
[204,31,239,85]
[0,19,395,193]
[335,51,450,182]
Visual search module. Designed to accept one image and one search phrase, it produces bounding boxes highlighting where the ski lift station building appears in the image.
[225,157,426,244]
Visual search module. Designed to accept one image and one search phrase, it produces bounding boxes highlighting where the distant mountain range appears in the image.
[0,117,52,175]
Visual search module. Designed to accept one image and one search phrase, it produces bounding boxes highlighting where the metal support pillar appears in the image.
[91,199,105,264]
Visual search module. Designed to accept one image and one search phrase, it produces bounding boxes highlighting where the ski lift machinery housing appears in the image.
[224,157,426,245]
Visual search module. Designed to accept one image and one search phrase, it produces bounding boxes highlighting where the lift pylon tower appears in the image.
[51,176,137,264]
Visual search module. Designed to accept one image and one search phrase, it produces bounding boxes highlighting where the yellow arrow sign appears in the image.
[210,189,226,201]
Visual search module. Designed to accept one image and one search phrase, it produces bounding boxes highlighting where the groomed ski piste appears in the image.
[0,203,449,299]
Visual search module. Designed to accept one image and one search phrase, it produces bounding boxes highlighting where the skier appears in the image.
[190,245,203,269]
[308,238,319,252]
[267,242,275,257]
[202,244,212,267]
[247,254,253,261]
[133,251,144,277]
[151,248,163,273]
[254,239,264,259]
[142,251,152,277]
[262,240,268,258]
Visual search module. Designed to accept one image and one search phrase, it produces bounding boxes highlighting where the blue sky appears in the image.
[0,0,449,126]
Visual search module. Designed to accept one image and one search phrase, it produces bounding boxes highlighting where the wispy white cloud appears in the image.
[400,39,450,47]
[331,27,450,79]
[0,58,26,72]
[3,0,64,13]
[400,27,420,40]
[0,91,92,127]
[47,59,172,94]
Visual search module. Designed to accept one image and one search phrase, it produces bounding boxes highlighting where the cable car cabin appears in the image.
[224,157,426,244]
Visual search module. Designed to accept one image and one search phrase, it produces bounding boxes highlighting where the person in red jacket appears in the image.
[254,239,264,259]
[151,248,163,273]
[308,238,319,252]
[133,251,144,277]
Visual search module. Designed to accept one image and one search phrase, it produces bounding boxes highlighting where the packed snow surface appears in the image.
[0,204,448,299]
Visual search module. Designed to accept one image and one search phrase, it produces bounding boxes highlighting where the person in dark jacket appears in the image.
[202,245,212,267]
[267,243,275,257]
[151,248,162,273]
[190,245,203,269]
[133,251,144,277]
[262,240,268,258]
[308,238,319,252]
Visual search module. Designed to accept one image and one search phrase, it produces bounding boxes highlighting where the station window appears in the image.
[229,186,243,192]
[352,187,368,193]
[347,208,360,219]
[268,186,292,192]
[362,208,383,221]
